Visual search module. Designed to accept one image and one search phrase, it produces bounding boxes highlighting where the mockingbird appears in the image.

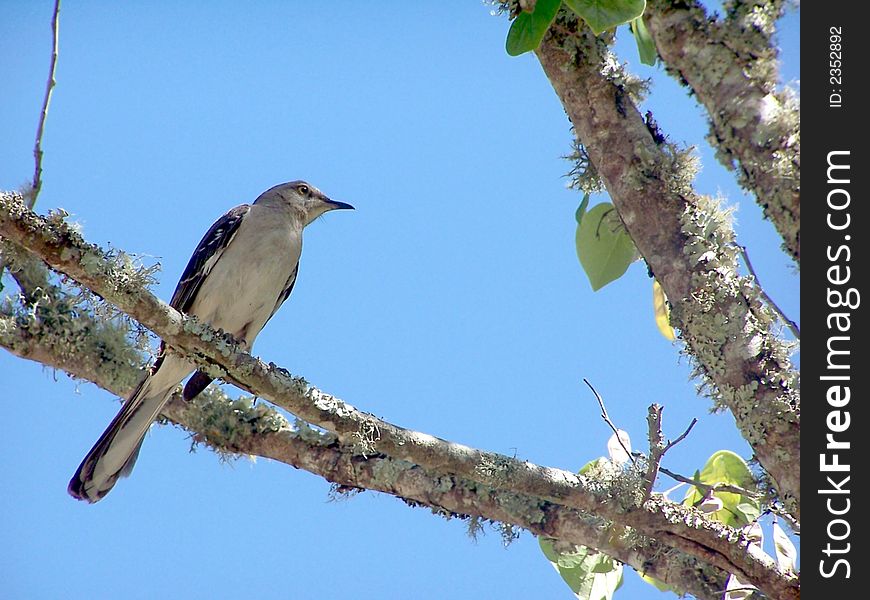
[68,180,353,503]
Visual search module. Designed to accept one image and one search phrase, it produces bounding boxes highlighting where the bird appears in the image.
[68,180,353,503]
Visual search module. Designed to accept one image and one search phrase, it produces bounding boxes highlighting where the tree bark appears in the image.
[645,0,800,262]
[0,189,799,600]
[533,13,800,521]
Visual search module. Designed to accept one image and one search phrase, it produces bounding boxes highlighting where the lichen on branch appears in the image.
[0,190,798,600]
[531,9,800,522]
[644,0,800,262]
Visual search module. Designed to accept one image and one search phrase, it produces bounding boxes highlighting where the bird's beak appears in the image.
[323,197,354,211]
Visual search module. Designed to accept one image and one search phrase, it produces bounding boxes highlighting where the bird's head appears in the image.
[256,180,354,225]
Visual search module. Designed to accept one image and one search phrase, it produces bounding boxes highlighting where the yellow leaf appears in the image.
[652,280,675,341]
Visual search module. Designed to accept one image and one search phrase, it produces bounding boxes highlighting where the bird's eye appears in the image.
[298,185,310,196]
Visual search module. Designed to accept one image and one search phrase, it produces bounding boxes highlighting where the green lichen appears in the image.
[646,0,799,260]
[371,456,415,486]
[677,193,798,443]
[181,386,290,456]
[351,419,382,458]
[497,490,548,527]
[291,418,338,446]
[580,458,647,510]
[327,483,364,501]
[474,453,516,485]
[1,242,147,392]
[498,523,522,547]
[564,138,605,194]
[597,51,651,104]
[550,9,650,108]
[466,515,485,541]
[306,386,356,421]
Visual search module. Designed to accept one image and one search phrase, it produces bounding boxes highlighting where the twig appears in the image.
[30,0,61,208]
[663,417,697,454]
[643,405,698,502]
[643,405,665,501]
[583,378,635,465]
[658,466,759,499]
[738,245,800,339]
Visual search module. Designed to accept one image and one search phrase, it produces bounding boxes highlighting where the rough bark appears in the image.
[0,190,799,600]
[533,14,800,521]
[645,0,800,262]
[0,318,731,599]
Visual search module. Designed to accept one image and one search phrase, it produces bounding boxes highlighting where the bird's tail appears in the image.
[68,355,191,503]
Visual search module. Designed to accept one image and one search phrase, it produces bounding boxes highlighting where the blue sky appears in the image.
[1,2,799,599]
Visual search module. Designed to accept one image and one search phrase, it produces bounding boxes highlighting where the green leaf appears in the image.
[578,457,607,475]
[564,0,646,35]
[629,16,657,65]
[575,192,591,225]
[506,0,562,56]
[639,573,673,593]
[735,502,761,523]
[540,538,624,600]
[682,450,759,528]
[575,202,637,290]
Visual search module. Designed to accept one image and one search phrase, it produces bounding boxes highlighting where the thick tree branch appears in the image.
[0,240,144,392]
[0,313,730,600]
[0,190,798,600]
[533,14,800,522]
[645,0,800,262]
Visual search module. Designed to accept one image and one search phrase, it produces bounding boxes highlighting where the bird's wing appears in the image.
[266,263,299,324]
[164,205,250,399]
[181,264,297,402]
[169,204,251,312]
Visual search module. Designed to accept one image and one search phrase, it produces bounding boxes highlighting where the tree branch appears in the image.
[31,0,62,206]
[0,190,798,600]
[0,313,732,600]
[585,378,635,465]
[533,12,800,523]
[737,244,800,339]
[658,467,759,500]
[644,0,800,263]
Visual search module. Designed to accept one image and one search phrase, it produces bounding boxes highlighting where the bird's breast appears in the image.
[188,214,302,344]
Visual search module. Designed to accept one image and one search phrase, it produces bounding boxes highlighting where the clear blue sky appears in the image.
[1,3,799,599]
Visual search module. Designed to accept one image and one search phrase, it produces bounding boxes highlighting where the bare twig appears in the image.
[643,404,665,500]
[583,378,635,465]
[30,0,61,207]
[644,405,698,501]
[664,417,698,454]
[738,245,800,339]
[658,466,759,499]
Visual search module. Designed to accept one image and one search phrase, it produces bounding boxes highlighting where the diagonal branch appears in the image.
[737,244,799,339]
[0,311,729,600]
[533,11,800,524]
[0,190,798,600]
[585,378,635,465]
[644,0,800,263]
[31,0,62,206]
